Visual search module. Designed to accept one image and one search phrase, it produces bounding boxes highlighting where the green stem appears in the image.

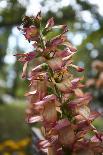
[54,84,62,103]
[39,23,45,50]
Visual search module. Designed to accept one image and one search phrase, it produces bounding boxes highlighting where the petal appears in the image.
[70,64,84,72]
[25,26,39,41]
[22,61,28,78]
[54,119,70,130]
[62,42,77,52]
[75,115,85,122]
[27,115,42,123]
[55,48,72,58]
[24,90,37,96]
[33,100,45,106]
[56,79,72,93]
[14,51,36,63]
[37,80,48,100]
[77,67,85,72]
[76,130,89,139]
[91,133,103,142]
[33,94,56,106]
[42,101,57,123]
[74,89,84,97]
[43,94,56,102]
[47,35,66,47]
[45,17,54,29]
[32,94,57,123]
[29,80,47,102]
[77,120,90,130]
[58,126,75,145]
[31,63,48,76]
[39,140,51,148]
[25,51,36,61]
[89,111,101,121]
[47,58,63,71]
[68,93,92,110]
[71,78,80,85]
[77,105,90,118]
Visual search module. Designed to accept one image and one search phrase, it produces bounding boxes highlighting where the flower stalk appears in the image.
[15,12,103,155]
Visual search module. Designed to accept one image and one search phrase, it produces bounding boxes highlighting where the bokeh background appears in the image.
[0,0,103,154]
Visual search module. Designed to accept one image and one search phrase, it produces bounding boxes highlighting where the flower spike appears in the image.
[15,12,103,155]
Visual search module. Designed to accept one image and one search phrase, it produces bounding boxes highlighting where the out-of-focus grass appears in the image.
[0,103,30,141]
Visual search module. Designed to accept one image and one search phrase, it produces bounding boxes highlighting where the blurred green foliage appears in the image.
[0,103,30,141]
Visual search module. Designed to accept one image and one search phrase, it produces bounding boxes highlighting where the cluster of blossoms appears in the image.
[15,12,103,155]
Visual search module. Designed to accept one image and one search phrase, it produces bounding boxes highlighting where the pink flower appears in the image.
[16,12,102,155]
